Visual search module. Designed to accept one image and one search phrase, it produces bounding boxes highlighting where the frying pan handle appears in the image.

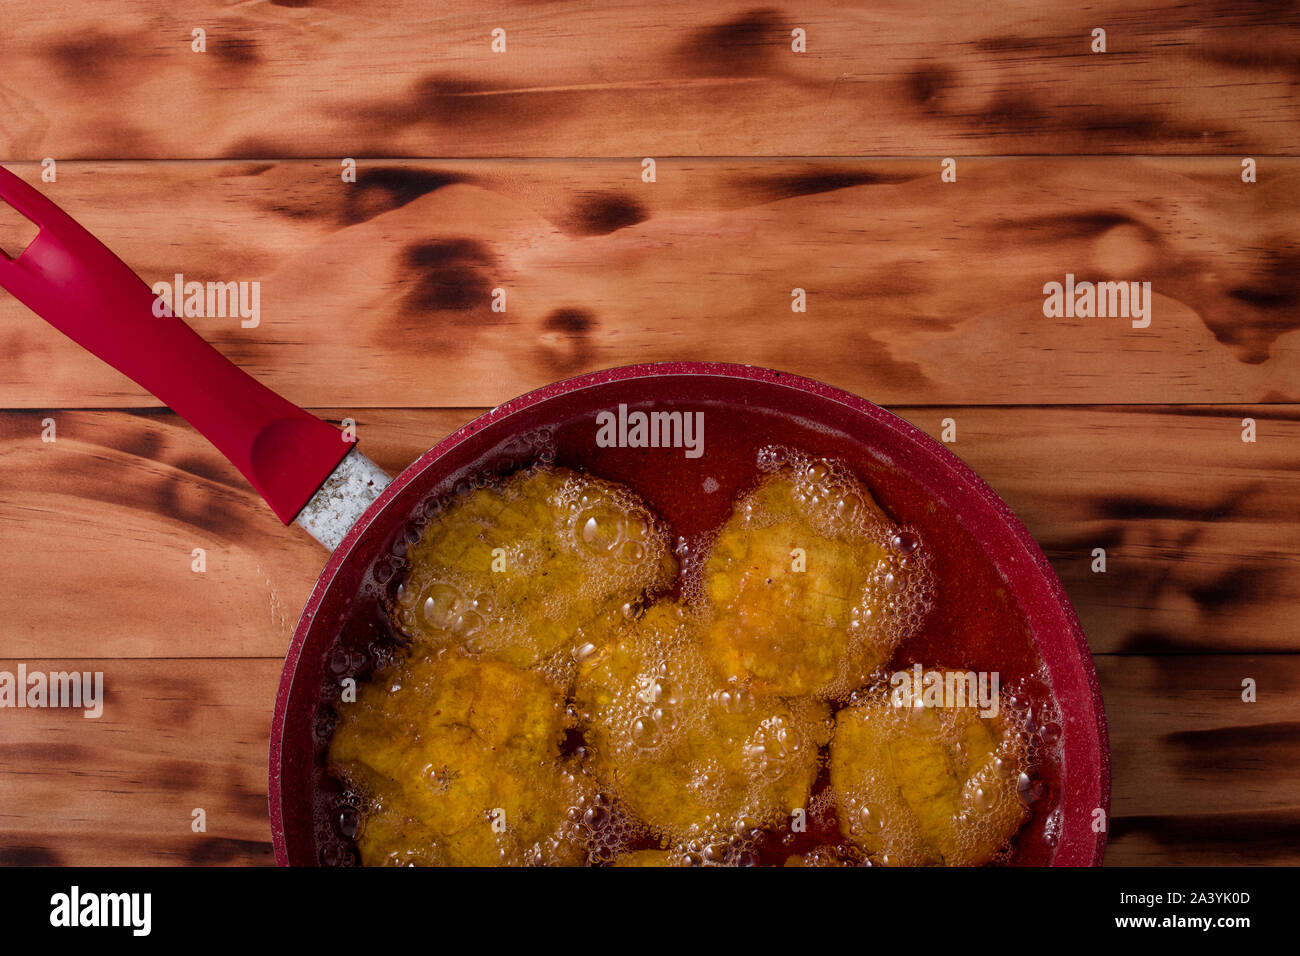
[0,165,350,524]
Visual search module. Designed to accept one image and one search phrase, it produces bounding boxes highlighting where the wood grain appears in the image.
[1,158,1297,408]
[1,655,1294,866]
[1102,654,1300,865]
[0,659,275,866]
[1,1,1297,160]
[1,406,1294,660]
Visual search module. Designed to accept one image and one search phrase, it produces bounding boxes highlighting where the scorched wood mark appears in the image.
[397,238,501,316]
[342,168,468,226]
[563,192,648,237]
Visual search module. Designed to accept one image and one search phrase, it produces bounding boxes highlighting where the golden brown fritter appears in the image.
[610,849,682,867]
[574,602,831,848]
[701,455,931,697]
[394,465,676,669]
[327,647,596,866]
[829,676,1030,866]
[782,845,863,867]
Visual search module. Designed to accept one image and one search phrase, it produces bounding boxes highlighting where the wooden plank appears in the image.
[0,655,1294,865]
[1,158,1297,407]
[0,407,1294,659]
[0,659,277,866]
[1,1,1296,159]
[0,408,472,660]
[928,406,1300,658]
[1101,654,1300,865]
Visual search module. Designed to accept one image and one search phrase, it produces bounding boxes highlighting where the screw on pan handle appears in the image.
[0,165,349,524]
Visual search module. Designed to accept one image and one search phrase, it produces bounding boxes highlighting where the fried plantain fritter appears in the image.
[574,602,831,850]
[327,647,597,866]
[782,845,864,867]
[610,849,682,867]
[701,455,931,697]
[394,465,676,669]
[829,675,1030,866]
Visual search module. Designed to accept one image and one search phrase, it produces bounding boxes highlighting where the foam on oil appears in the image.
[310,435,1064,867]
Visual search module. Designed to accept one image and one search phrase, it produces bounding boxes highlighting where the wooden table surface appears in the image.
[1,0,1297,866]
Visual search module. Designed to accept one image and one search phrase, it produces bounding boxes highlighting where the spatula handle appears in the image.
[0,165,349,524]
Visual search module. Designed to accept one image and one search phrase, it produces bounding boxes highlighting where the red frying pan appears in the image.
[0,166,1109,866]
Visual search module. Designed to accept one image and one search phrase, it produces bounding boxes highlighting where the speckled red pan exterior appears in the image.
[269,363,1110,866]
